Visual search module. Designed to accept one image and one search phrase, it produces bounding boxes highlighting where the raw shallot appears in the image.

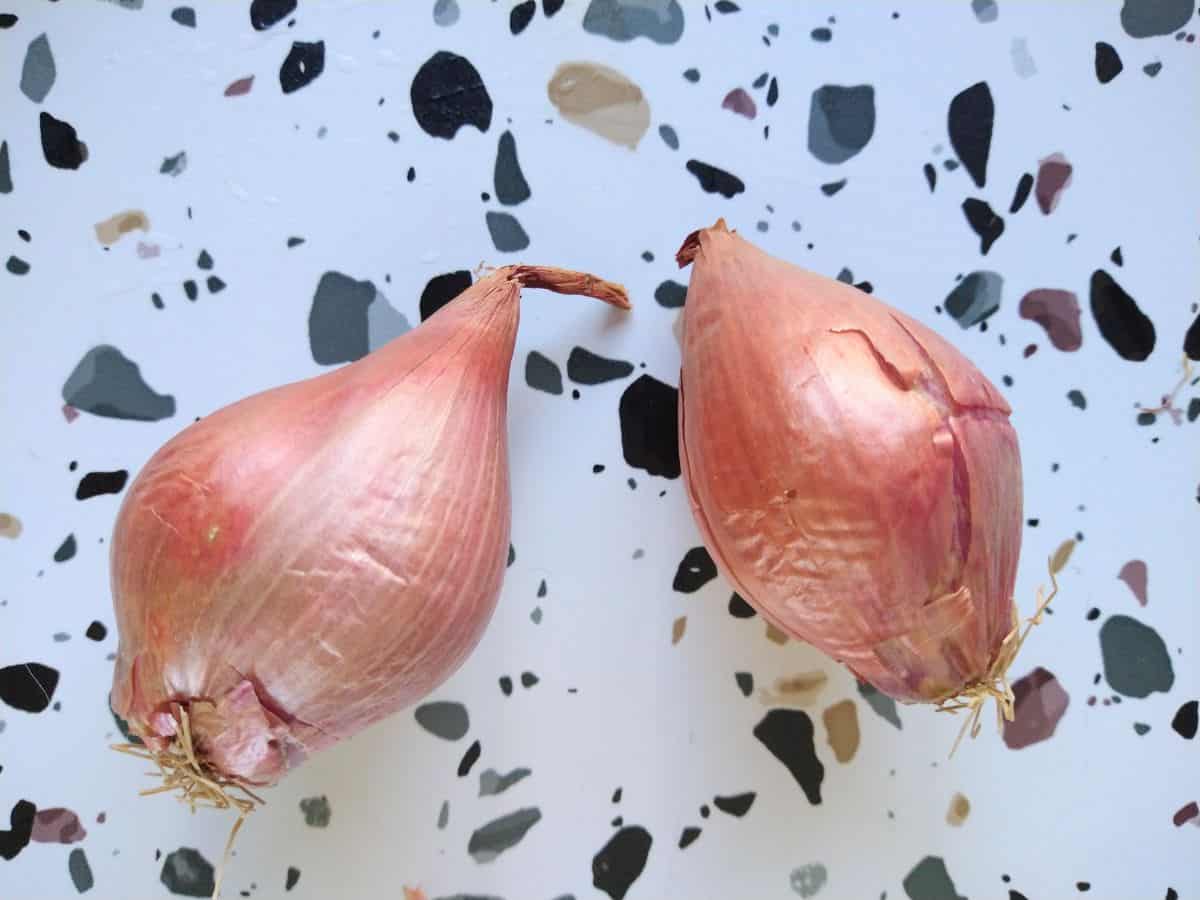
[675,220,1057,740]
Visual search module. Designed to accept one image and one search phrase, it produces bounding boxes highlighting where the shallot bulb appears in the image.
[676,220,1025,707]
[110,266,629,788]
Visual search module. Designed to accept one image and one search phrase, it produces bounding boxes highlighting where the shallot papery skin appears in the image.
[110,266,629,784]
[676,221,1022,704]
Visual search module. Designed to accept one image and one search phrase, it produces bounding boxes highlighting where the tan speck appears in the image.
[0,513,23,539]
[765,622,789,645]
[823,699,861,763]
[758,670,828,708]
[946,792,970,826]
[547,62,650,149]
[94,210,150,246]
[671,615,687,645]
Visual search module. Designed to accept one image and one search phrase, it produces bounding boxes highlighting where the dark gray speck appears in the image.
[467,807,542,862]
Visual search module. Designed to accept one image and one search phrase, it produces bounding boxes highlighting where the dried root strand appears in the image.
[111,705,264,899]
[1134,355,1194,424]
[935,556,1061,757]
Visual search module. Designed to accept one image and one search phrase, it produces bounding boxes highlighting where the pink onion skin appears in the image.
[677,222,1022,704]
[110,267,628,784]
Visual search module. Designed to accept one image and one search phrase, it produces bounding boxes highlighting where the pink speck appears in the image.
[31,808,87,844]
[721,88,757,120]
[1117,559,1148,606]
[1173,801,1198,827]
[136,241,160,259]
[1035,152,1073,214]
[62,405,79,423]
[224,75,255,97]
[1003,667,1070,749]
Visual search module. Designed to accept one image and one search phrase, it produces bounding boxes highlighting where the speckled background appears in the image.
[2,2,1199,898]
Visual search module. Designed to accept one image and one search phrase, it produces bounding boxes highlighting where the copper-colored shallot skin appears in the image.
[677,221,1022,703]
[110,266,629,784]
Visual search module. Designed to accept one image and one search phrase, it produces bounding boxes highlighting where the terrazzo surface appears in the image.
[1,1,1198,898]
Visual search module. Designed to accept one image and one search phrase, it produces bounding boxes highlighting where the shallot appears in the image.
[110,265,628,805]
[675,220,1051,730]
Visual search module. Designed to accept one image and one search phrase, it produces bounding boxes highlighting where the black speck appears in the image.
[678,827,700,848]
[1086,608,1100,621]
[767,77,779,107]
[820,179,847,196]
[1027,518,1039,527]
[1090,269,1156,361]
[510,0,536,34]
[592,826,652,900]
[406,166,415,182]
[618,375,680,478]
[206,276,225,294]
[1010,172,1034,213]
[196,250,213,270]
[1110,246,1124,266]
[499,676,513,696]
[520,671,539,688]
[86,621,107,641]
[457,740,481,776]
[962,198,1004,254]
[0,800,36,862]
[287,236,305,248]
[526,351,564,396]
[1095,41,1123,83]
[76,470,128,500]
[683,68,700,83]
[728,593,757,619]
[735,672,753,696]
[250,0,295,30]
[948,81,994,187]
[170,6,196,27]
[923,163,936,192]
[1172,700,1198,739]
[285,866,300,891]
[279,41,325,94]
[713,792,755,817]
[39,112,88,170]
[543,0,564,16]
[685,160,744,198]
[0,663,59,713]
[714,0,740,11]
[6,256,29,276]
[672,547,717,593]
[811,26,832,41]
[653,280,687,309]
[183,280,198,301]
[387,131,400,143]
[420,270,473,321]
[410,51,493,139]
[753,709,823,804]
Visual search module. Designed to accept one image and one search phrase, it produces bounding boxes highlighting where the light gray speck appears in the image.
[970,0,998,23]
[582,0,685,44]
[159,151,187,177]
[68,847,94,893]
[1120,0,1193,38]
[530,606,543,624]
[308,271,379,365]
[0,141,11,194]
[437,800,449,829]
[414,700,470,740]
[791,862,828,898]
[467,807,542,862]
[101,0,144,8]
[1010,37,1037,78]
[943,271,1003,328]
[62,345,176,422]
[20,33,56,103]
[857,681,902,729]
[53,632,70,642]
[366,289,410,351]
[493,131,531,206]
[299,795,331,828]
[902,856,966,900]
[479,767,532,797]
[485,211,530,253]
[807,84,876,164]
[658,124,679,150]
[756,221,769,233]
[0,720,6,735]
[433,0,460,27]
[317,125,328,138]
[632,548,644,559]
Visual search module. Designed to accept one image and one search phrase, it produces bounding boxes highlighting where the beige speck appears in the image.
[946,792,970,826]
[1050,538,1076,574]
[758,670,828,708]
[94,210,149,246]
[671,615,687,645]
[822,699,861,763]
[207,525,220,542]
[0,513,22,539]
[547,62,650,149]
[765,622,789,645]
[403,889,427,900]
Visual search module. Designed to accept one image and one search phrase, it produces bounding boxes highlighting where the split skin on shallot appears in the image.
[110,265,629,792]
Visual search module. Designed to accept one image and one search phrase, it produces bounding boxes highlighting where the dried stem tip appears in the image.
[506,265,631,309]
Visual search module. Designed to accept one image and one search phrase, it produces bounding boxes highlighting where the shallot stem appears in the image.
[507,265,631,310]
